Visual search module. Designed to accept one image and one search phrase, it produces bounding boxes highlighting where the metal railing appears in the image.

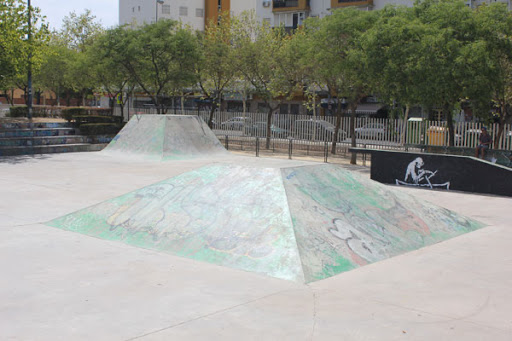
[115,108,512,165]
[273,0,299,8]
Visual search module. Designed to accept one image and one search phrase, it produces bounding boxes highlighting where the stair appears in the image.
[0,122,111,157]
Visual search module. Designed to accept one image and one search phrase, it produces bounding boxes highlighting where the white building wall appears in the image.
[310,0,333,18]
[119,0,205,31]
[230,0,274,25]
[372,0,414,10]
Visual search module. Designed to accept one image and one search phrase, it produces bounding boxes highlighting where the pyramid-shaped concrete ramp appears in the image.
[48,164,484,282]
[103,115,227,160]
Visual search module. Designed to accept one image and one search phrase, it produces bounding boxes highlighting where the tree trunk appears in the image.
[495,101,507,146]
[266,105,274,149]
[331,98,343,154]
[445,104,455,147]
[243,88,247,114]
[208,99,217,128]
[401,105,410,146]
[350,104,357,165]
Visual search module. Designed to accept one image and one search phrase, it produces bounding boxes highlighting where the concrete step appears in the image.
[0,136,89,147]
[0,143,107,157]
[0,128,76,138]
[0,122,72,130]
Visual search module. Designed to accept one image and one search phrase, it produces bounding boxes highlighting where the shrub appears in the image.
[61,107,87,122]
[73,115,123,126]
[8,106,28,117]
[79,123,122,135]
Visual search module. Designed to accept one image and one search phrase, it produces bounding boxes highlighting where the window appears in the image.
[138,6,140,11]
[179,6,188,16]
[196,8,204,17]
[162,4,170,14]
[132,7,135,12]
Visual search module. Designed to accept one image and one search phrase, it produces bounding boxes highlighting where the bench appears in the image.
[348,147,373,166]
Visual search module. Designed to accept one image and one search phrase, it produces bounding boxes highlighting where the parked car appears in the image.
[244,122,292,138]
[355,123,387,139]
[220,117,253,130]
[293,119,347,142]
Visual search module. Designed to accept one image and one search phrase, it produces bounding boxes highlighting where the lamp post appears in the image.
[27,0,32,121]
[155,0,164,23]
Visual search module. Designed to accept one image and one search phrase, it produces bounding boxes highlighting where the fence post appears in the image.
[324,142,328,163]
[256,137,259,157]
[288,138,293,160]
[225,135,229,150]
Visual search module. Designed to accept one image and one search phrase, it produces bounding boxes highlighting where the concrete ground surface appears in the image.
[0,151,511,341]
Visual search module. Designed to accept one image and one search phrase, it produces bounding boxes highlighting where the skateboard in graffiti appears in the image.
[395,157,450,190]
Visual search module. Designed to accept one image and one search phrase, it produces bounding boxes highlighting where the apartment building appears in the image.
[119,0,206,30]
[118,0,391,31]
[119,0,511,32]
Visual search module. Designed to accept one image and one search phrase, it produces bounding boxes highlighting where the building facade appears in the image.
[119,0,207,30]
[120,0,511,31]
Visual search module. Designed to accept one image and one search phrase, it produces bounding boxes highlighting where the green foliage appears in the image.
[58,10,104,52]
[61,108,115,122]
[8,106,48,117]
[101,20,200,113]
[0,0,48,90]
[61,107,86,121]
[73,115,122,126]
[79,123,122,135]
[8,106,28,117]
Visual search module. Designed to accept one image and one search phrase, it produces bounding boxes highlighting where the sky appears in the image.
[31,0,118,31]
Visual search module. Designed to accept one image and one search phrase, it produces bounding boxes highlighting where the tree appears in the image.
[304,8,377,163]
[413,0,478,146]
[36,36,73,106]
[89,30,135,119]
[466,3,512,146]
[54,10,104,106]
[59,10,103,53]
[363,6,437,144]
[198,14,237,128]
[232,11,300,149]
[0,0,48,104]
[105,20,200,114]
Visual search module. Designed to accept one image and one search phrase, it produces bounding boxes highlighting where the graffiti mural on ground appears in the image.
[282,164,479,281]
[48,163,484,283]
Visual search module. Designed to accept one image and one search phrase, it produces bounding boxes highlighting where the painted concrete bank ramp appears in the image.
[103,115,227,160]
[48,164,483,283]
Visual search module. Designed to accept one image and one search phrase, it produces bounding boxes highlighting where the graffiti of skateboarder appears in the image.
[396,157,450,190]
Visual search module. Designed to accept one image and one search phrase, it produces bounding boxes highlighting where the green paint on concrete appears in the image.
[320,254,356,280]
[48,163,484,283]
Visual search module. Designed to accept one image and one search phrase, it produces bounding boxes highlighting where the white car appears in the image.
[355,123,387,139]
[220,117,253,130]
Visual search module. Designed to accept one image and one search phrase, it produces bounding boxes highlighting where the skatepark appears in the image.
[1,115,511,340]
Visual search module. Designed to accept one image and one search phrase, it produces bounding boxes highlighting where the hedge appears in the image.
[61,107,113,122]
[73,115,123,126]
[8,106,49,118]
[79,123,123,135]
[61,108,87,122]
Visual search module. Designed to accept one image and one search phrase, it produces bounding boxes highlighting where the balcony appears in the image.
[273,0,310,12]
[331,0,373,7]
[273,0,298,8]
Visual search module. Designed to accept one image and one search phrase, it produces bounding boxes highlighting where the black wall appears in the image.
[371,150,512,197]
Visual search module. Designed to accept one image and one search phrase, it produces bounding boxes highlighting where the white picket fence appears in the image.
[116,107,512,151]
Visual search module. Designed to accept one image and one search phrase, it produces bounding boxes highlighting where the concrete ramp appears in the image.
[103,115,227,160]
[48,164,483,282]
